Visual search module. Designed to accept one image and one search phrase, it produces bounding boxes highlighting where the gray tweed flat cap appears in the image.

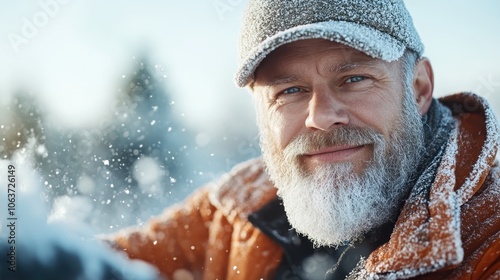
[235,0,424,87]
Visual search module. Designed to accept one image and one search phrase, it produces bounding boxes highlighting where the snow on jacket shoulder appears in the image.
[110,157,283,279]
[110,93,500,280]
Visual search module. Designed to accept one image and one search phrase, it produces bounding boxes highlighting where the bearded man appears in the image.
[108,0,500,279]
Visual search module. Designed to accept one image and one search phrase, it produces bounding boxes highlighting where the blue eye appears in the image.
[345,76,367,83]
[283,87,301,94]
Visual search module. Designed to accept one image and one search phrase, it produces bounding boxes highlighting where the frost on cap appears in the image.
[235,0,424,87]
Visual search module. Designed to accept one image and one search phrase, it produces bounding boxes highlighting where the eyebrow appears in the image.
[265,75,299,87]
[332,60,381,74]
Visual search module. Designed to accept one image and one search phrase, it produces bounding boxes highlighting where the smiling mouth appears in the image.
[302,145,367,164]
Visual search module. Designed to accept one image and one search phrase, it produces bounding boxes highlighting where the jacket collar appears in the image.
[365,93,500,278]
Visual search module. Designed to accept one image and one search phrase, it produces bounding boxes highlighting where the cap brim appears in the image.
[235,20,406,87]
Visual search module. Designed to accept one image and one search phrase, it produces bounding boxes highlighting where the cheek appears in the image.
[256,103,302,150]
[273,115,292,148]
[261,112,287,147]
[352,95,403,138]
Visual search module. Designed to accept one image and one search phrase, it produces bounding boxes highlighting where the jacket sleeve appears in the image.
[107,185,217,278]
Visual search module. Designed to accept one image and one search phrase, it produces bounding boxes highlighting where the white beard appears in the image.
[258,92,424,247]
[276,146,406,247]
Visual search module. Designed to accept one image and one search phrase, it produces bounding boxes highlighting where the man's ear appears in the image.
[412,57,434,115]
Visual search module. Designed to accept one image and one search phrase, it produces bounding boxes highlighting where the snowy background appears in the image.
[0,0,499,278]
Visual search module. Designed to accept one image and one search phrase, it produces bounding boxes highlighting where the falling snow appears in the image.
[0,57,261,278]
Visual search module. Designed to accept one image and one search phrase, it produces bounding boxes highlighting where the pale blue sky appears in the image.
[1,0,499,132]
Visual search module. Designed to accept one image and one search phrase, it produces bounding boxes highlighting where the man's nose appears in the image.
[305,90,349,131]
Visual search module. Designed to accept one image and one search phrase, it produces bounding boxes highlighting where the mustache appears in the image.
[284,126,383,157]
